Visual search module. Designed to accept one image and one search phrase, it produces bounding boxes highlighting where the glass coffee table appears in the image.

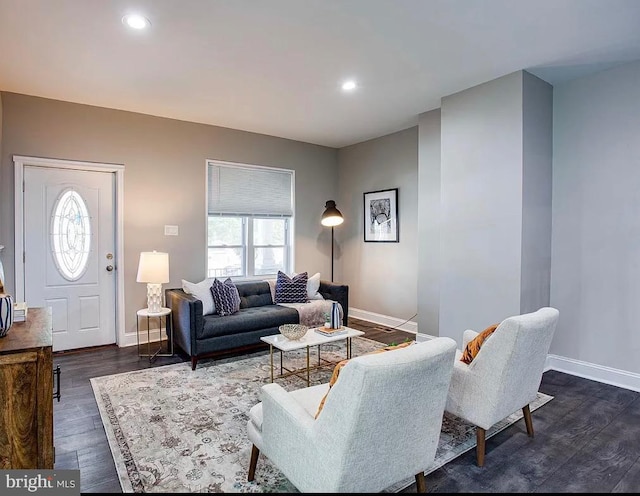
[261,326,365,386]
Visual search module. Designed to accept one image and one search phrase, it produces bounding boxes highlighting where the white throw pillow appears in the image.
[294,271,322,300]
[182,278,215,315]
[307,272,321,298]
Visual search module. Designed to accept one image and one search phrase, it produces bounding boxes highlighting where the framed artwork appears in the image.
[363,188,399,242]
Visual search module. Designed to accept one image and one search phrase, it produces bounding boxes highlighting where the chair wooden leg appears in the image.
[248,444,259,481]
[523,404,534,437]
[415,472,427,493]
[476,427,486,467]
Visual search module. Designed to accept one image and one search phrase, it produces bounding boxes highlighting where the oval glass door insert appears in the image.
[50,189,92,280]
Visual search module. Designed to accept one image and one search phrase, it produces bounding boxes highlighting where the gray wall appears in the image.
[551,60,640,374]
[0,92,337,335]
[521,72,553,314]
[439,72,525,342]
[437,71,552,344]
[417,109,441,337]
[336,127,418,321]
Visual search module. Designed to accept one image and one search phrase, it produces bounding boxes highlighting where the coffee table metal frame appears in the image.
[261,327,365,387]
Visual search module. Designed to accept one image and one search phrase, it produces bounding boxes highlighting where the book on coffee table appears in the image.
[315,326,347,337]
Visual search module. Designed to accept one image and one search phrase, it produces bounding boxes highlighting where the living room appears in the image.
[1,0,640,493]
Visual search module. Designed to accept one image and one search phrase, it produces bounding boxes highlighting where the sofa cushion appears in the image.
[306,272,321,299]
[275,271,308,303]
[210,278,241,316]
[292,271,322,300]
[197,305,299,340]
[182,277,215,315]
[236,281,273,309]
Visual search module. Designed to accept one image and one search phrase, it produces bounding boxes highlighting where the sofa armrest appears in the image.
[318,280,349,323]
[165,288,203,356]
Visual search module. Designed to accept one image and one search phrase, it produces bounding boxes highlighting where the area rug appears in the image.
[91,337,553,493]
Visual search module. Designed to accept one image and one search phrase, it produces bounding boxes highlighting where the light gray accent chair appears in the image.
[246,337,457,493]
[445,306,560,467]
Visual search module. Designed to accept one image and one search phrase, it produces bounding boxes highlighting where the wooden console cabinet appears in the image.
[0,307,54,469]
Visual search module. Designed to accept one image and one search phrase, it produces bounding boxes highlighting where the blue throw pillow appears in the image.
[274,271,308,303]
[210,278,241,316]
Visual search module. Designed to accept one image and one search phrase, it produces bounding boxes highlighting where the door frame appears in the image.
[14,155,125,346]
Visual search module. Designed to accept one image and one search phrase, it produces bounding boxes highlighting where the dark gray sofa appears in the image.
[165,280,349,369]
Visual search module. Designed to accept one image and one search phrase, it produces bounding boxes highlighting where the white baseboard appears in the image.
[350,314,640,392]
[545,354,640,393]
[349,307,418,334]
[119,329,165,348]
[116,313,640,392]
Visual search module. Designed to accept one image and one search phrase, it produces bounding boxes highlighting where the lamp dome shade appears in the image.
[321,200,344,227]
[136,251,170,283]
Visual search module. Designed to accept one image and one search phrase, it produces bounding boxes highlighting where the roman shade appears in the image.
[207,161,293,217]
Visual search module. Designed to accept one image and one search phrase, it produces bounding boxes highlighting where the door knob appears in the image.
[106,265,114,272]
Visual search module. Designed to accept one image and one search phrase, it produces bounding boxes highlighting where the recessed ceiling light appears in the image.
[122,14,151,30]
[341,80,357,91]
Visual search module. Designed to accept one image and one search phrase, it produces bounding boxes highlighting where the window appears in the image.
[50,189,92,281]
[207,161,294,278]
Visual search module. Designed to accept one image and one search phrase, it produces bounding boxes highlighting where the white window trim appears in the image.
[205,159,295,280]
[207,216,291,278]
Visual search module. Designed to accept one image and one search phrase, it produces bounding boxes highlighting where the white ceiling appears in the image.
[1,0,639,148]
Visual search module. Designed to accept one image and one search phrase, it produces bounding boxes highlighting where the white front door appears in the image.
[23,166,116,351]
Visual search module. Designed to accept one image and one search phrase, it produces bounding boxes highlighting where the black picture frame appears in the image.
[363,188,399,242]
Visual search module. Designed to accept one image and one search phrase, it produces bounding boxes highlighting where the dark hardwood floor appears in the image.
[348,316,415,345]
[401,369,640,493]
[52,319,640,493]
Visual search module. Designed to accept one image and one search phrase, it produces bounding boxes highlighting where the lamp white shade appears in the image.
[136,251,169,283]
[321,215,344,227]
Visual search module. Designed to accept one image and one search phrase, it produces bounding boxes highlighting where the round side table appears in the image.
[136,307,173,362]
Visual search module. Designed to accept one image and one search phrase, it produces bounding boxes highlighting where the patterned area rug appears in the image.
[90,337,553,493]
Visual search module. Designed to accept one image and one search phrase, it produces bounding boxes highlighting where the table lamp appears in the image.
[136,251,169,313]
